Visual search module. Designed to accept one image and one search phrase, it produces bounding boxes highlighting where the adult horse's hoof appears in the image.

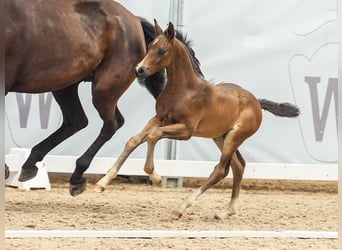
[69,179,87,196]
[18,166,38,182]
[94,184,105,193]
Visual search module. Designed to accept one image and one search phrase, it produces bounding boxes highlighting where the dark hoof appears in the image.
[5,164,10,180]
[18,166,38,182]
[69,179,87,196]
[138,176,153,185]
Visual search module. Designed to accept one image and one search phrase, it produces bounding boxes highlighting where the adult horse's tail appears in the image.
[258,99,300,117]
[138,17,166,99]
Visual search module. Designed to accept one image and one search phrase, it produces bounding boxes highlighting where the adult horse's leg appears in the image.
[69,55,139,196]
[18,84,88,181]
[94,117,161,192]
[69,105,124,196]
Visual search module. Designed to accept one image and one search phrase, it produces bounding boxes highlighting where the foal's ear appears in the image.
[165,22,175,40]
[154,19,163,35]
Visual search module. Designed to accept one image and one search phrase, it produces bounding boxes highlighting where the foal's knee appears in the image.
[125,136,141,151]
[146,128,162,142]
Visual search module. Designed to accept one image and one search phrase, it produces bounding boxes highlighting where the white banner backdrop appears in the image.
[5,0,338,165]
[177,0,338,164]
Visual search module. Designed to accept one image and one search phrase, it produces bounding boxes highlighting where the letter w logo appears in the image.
[16,93,53,129]
[305,76,338,142]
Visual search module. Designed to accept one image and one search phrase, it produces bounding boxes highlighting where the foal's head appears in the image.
[135,20,177,80]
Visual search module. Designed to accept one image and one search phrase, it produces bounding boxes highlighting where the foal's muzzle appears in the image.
[135,66,148,79]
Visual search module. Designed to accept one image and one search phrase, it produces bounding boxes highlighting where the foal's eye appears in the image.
[158,48,167,55]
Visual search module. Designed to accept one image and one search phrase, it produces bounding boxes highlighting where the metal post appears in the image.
[162,0,185,187]
[169,0,185,31]
[165,0,185,161]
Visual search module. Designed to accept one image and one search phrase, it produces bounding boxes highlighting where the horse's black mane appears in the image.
[139,18,167,99]
[175,30,205,78]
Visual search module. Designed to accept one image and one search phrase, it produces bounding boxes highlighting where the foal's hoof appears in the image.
[94,184,105,193]
[151,176,162,187]
[214,213,225,220]
[69,179,87,196]
[18,166,38,182]
[171,210,183,220]
[214,210,236,220]
[153,180,162,187]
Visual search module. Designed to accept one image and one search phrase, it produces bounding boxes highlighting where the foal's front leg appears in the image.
[143,123,193,186]
[143,137,162,186]
[94,117,160,192]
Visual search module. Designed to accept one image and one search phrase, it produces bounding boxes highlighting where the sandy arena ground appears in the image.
[5,176,338,250]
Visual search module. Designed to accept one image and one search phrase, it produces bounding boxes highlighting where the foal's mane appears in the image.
[174,30,205,78]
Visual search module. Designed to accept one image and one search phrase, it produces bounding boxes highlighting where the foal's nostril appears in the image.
[136,67,145,76]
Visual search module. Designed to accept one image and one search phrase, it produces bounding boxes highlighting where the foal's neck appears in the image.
[165,40,201,90]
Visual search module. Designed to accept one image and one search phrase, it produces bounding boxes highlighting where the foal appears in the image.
[95,21,299,219]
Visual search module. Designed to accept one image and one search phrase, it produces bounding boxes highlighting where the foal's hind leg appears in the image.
[212,136,246,218]
[18,84,88,182]
[171,128,247,219]
[228,150,246,215]
[214,150,246,219]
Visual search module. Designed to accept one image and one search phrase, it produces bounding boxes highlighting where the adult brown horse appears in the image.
[5,0,167,196]
[94,20,300,219]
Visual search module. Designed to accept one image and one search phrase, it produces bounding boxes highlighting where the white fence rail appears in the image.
[5,148,337,181]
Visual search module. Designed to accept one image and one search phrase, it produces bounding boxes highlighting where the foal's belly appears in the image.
[192,86,262,139]
[193,117,234,138]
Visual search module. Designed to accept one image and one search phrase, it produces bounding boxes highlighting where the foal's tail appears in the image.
[138,17,166,99]
[258,99,300,117]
